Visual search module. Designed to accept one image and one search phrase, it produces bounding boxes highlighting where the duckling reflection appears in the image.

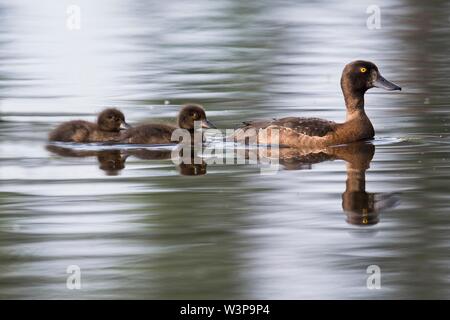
[249,142,398,226]
[47,145,207,177]
[97,151,127,175]
[177,149,207,176]
[46,145,127,176]
[125,147,207,176]
[125,148,173,160]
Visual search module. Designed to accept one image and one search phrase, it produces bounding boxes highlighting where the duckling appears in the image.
[121,104,215,144]
[232,60,401,148]
[48,108,130,143]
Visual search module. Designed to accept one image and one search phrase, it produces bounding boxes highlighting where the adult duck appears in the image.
[233,60,401,148]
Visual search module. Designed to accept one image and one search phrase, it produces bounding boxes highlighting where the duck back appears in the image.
[49,120,96,142]
[49,120,122,143]
[121,123,177,144]
[234,117,337,147]
[239,117,336,137]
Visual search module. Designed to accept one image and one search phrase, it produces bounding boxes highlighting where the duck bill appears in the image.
[201,119,216,129]
[373,74,401,91]
[120,121,132,130]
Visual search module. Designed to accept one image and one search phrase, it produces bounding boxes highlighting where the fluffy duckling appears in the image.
[48,108,130,142]
[121,104,215,144]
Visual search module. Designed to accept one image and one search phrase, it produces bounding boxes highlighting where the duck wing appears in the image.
[239,117,337,137]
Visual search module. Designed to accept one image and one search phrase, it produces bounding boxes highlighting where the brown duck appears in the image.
[48,108,130,143]
[233,61,401,148]
[121,104,215,144]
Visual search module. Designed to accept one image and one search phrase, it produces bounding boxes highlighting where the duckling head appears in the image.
[341,60,401,95]
[97,108,130,132]
[177,104,216,131]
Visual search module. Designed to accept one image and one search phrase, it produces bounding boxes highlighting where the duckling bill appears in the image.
[48,108,130,143]
[233,60,401,148]
[120,104,215,144]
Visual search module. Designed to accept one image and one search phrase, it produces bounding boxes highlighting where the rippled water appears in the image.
[1,0,449,299]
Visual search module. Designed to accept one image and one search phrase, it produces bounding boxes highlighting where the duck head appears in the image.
[97,108,131,132]
[177,104,216,131]
[341,60,401,94]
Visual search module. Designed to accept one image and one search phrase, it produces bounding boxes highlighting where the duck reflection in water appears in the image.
[46,145,128,176]
[331,142,399,226]
[127,147,207,176]
[47,141,396,224]
[249,142,399,226]
[46,145,207,176]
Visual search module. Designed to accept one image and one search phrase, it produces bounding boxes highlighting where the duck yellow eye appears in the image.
[360,67,367,73]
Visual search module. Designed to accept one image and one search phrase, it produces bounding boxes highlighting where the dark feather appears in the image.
[238,117,336,137]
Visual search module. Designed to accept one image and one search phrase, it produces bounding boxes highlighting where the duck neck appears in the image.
[336,85,374,141]
[343,89,366,120]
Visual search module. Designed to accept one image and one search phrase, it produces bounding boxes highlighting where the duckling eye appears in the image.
[192,113,199,120]
[360,67,367,73]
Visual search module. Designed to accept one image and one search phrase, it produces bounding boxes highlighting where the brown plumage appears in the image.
[121,104,215,144]
[232,60,401,148]
[48,108,130,143]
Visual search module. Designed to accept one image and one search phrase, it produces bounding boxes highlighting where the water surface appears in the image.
[0,0,449,299]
